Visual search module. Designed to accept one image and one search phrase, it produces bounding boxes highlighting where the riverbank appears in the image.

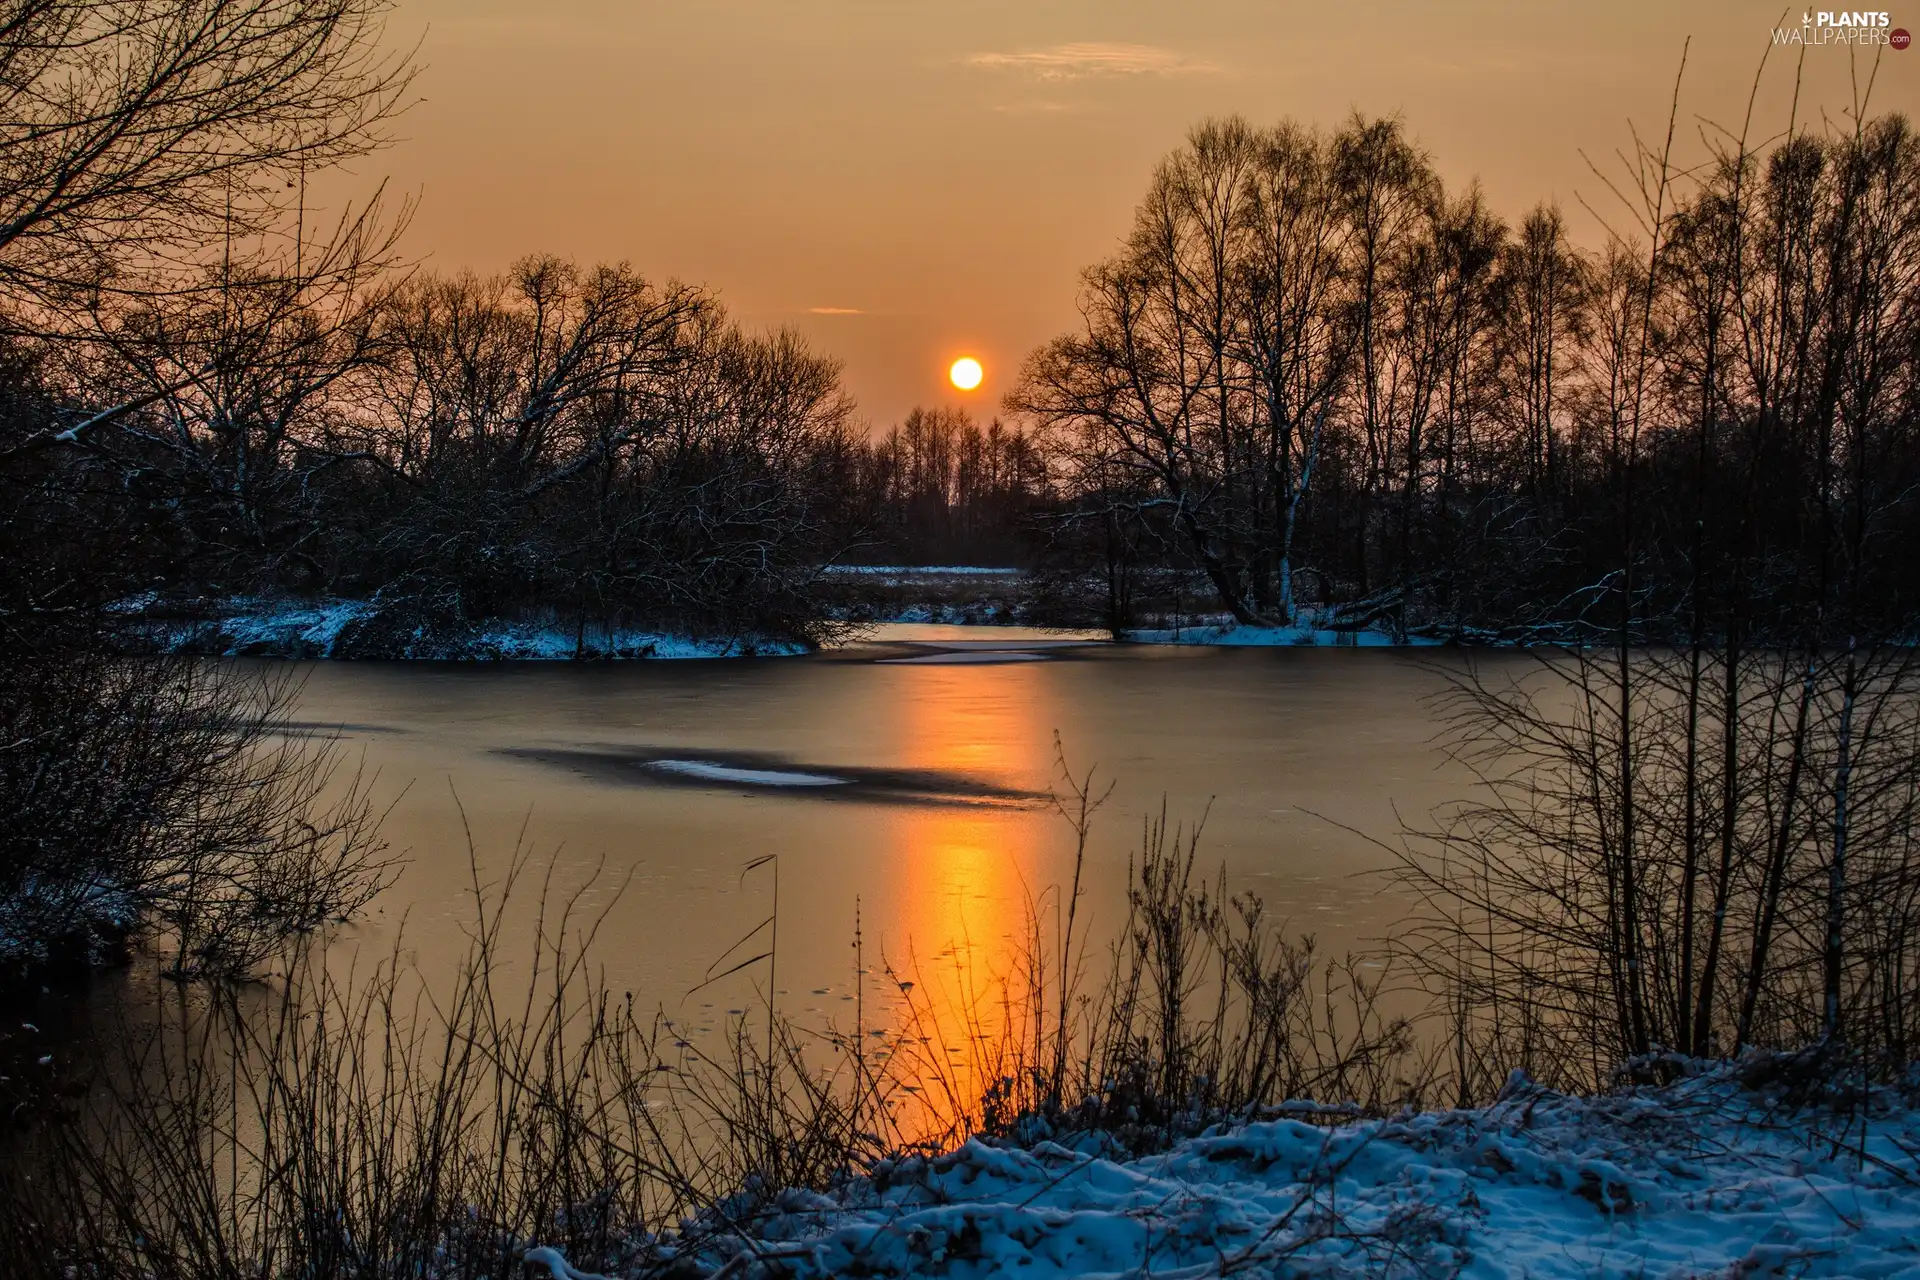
[116,595,807,660]
[538,1055,1920,1279]
[113,585,1505,661]
[829,568,1464,647]
[1121,621,1444,647]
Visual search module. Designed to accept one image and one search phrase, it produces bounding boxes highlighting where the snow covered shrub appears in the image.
[0,325,393,981]
[0,654,393,982]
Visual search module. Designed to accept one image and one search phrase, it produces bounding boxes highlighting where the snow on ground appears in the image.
[0,878,138,967]
[1123,622,1442,648]
[857,603,1017,625]
[453,624,803,661]
[186,597,373,655]
[821,565,1023,577]
[135,597,803,660]
[537,1062,1920,1279]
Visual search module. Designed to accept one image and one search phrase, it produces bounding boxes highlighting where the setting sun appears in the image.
[948,356,983,391]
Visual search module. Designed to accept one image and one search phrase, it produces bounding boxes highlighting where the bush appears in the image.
[0,654,393,983]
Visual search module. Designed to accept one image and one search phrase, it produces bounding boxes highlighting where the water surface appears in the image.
[277,629,1501,1044]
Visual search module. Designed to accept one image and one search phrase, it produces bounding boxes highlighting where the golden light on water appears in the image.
[948,356,984,391]
[872,659,1054,1134]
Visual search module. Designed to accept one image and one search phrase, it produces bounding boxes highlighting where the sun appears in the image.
[948,356,984,391]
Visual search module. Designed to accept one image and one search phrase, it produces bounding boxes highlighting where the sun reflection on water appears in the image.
[861,661,1062,1133]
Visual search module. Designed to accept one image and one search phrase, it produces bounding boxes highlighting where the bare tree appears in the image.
[1015,116,1371,627]
[1231,121,1354,622]
[1394,95,1920,1092]
[1497,206,1588,502]
[331,259,854,649]
[0,0,414,985]
[0,0,412,307]
[50,200,405,587]
[1331,114,1437,603]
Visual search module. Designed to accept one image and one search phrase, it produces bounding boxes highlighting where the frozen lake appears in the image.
[246,627,1501,1045]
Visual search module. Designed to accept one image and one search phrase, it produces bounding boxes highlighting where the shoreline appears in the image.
[118,592,1472,661]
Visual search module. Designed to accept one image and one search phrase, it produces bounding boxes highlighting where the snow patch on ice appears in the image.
[647,760,848,788]
[879,651,1050,665]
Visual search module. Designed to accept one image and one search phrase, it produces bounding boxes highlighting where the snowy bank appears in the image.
[538,1061,1920,1279]
[123,596,805,660]
[821,565,1023,578]
[1123,621,1443,648]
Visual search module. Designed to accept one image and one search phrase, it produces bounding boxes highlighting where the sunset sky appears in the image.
[350,1,1919,431]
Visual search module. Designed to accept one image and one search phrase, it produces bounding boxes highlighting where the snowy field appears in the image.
[533,1060,1920,1279]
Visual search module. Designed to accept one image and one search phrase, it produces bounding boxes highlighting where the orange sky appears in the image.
[340,0,1919,431]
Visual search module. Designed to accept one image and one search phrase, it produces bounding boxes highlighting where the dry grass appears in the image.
[0,757,1433,1278]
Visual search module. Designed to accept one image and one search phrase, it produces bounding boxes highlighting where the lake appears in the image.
[244,627,1499,1054]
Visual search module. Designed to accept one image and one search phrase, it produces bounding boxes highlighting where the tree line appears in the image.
[1358,83,1920,1083]
[22,99,1916,652]
[832,406,1047,567]
[1014,110,1920,645]
[5,251,862,653]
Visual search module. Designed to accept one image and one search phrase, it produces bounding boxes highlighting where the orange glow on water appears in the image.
[867,661,1057,1131]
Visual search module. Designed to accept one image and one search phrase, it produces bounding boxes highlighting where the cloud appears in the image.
[965,42,1219,81]
[991,99,1077,115]
[807,306,865,316]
